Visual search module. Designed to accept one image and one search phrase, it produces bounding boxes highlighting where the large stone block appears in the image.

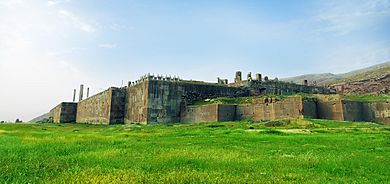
[49,102,77,123]
[181,104,218,123]
[76,87,125,124]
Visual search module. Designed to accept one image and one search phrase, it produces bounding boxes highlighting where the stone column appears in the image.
[235,71,242,83]
[256,73,262,81]
[303,80,308,86]
[79,84,84,101]
[87,87,90,98]
[247,72,252,81]
[73,89,76,102]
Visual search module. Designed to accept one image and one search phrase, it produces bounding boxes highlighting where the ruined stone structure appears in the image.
[50,102,77,123]
[181,96,303,123]
[302,95,390,124]
[49,72,388,125]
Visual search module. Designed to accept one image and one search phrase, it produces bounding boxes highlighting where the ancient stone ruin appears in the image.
[49,72,390,124]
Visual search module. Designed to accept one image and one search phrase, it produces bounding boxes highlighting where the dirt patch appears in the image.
[279,129,312,134]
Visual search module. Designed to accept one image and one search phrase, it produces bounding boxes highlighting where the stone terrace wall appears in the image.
[76,87,125,124]
[109,88,126,124]
[182,96,302,122]
[218,104,236,122]
[50,104,62,123]
[369,102,390,124]
[302,96,390,124]
[316,95,344,121]
[235,96,302,121]
[302,100,318,119]
[342,101,371,122]
[125,81,149,124]
[146,80,247,123]
[49,102,77,123]
[181,104,218,123]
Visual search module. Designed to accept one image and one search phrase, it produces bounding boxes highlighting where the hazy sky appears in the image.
[0,0,389,121]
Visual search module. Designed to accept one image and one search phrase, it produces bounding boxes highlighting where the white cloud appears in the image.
[316,0,390,36]
[0,0,24,7]
[47,0,71,6]
[59,10,96,33]
[98,43,117,48]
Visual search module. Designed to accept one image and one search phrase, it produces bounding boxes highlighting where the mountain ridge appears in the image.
[282,61,390,85]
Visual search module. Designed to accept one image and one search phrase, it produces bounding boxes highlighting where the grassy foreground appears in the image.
[0,119,389,183]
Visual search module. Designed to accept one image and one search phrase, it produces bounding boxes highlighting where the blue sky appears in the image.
[0,0,389,121]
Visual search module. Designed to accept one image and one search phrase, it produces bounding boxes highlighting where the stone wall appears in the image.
[342,101,370,122]
[218,104,236,121]
[182,96,302,123]
[145,80,247,123]
[147,80,185,123]
[109,88,126,124]
[315,95,344,121]
[181,104,218,123]
[302,97,390,124]
[369,102,390,124]
[302,100,318,119]
[49,102,77,123]
[124,82,149,124]
[76,87,125,124]
[235,96,302,121]
[50,104,61,123]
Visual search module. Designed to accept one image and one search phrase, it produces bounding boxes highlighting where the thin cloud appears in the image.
[98,43,117,49]
[47,0,71,6]
[316,0,390,36]
[59,10,96,33]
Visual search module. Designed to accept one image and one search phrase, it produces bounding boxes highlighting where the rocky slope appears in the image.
[282,61,390,94]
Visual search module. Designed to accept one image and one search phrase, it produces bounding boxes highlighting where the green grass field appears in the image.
[0,119,389,183]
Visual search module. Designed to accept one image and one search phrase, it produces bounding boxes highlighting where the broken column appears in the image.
[303,80,308,86]
[79,84,84,101]
[256,73,262,82]
[73,89,76,102]
[247,72,252,81]
[235,71,242,83]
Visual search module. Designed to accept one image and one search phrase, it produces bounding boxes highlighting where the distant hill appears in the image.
[339,61,390,80]
[282,61,390,94]
[282,73,341,85]
[29,113,50,123]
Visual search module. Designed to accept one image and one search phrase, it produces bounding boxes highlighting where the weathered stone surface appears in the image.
[49,102,77,123]
[315,95,344,121]
[76,87,125,124]
[182,97,301,123]
[302,96,390,124]
[369,102,390,124]
[218,104,236,122]
[181,104,218,123]
[236,96,302,121]
[145,80,247,124]
[302,100,318,119]
[124,82,149,124]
